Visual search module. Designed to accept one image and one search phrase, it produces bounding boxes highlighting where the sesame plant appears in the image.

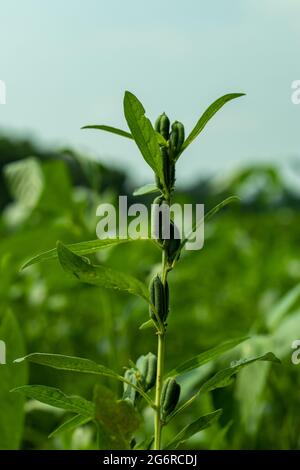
[14,91,280,450]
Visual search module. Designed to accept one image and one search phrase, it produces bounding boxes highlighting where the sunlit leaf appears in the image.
[123,91,165,188]
[179,93,245,157]
[133,184,160,196]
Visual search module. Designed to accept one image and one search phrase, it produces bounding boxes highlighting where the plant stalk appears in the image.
[154,249,169,450]
[154,331,165,450]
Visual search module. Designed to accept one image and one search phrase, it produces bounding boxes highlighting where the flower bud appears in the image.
[161,377,181,421]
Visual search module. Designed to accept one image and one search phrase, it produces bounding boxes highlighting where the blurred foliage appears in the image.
[0,135,299,449]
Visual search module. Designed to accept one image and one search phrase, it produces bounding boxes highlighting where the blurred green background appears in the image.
[1,0,300,451]
[0,135,300,449]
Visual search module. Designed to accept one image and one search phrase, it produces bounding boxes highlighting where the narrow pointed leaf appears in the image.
[167,336,248,378]
[13,385,95,417]
[81,125,132,139]
[133,184,160,197]
[49,414,92,438]
[171,352,280,420]
[15,353,154,407]
[123,91,165,186]
[15,353,121,379]
[21,238,133,270]
[165,409,222,450]
[57,242,149,302]
[200,352,280,393]
[181,196,240,249]
[179,93,245,157]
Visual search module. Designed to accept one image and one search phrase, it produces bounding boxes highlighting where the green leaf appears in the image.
[15,353,121,380]
[21,238,133,270]
[167,336,248,378]
[155,132,168,147]
[181,196,240,249]
[0,310,28,450]
[133,184,160,196]
[49,414,92,438]
[15,352,154,407]
[139,319,156,330]
[171,352,280,419]
[94,384,140,450]
[81,125,132,139]
[200,352,280,393]
[123,91,164,187]
[13,385,95,417]
[179,93,245,157]
[56,242,149,302]
[165,409,222,450]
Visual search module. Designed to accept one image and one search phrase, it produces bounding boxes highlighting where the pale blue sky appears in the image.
[0,0,299,185]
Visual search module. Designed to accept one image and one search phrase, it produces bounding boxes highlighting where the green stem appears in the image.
[154,331,165,450]
[154,250,168,450]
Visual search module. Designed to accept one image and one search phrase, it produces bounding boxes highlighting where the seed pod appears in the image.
[151,195,166,244]
[161,377,181,421]
[123,368,137,404]
[136,352,157,391]
[155,112,170,141]
[165,220,181,265]
[170,121,185,158]
[149,275,169,323]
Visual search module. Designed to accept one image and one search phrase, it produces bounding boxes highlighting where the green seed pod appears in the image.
[165,220,181,265]
[149,275,169,323]
[161,377,181,421]
[170,121,185,158]
[123,368,137,404]
[155,112,170,141]
[136,352,157,391]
